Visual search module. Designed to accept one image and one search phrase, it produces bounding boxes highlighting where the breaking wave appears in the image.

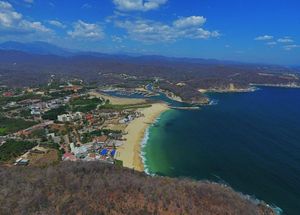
[140,115,162,176]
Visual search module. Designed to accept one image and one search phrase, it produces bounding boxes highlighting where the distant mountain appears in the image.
[0,41,296,68]
[0,41,74,56]
[0,50,64,64]
[0,41,236,65]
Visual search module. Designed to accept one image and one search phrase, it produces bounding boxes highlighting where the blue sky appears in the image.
[0,0,299,65]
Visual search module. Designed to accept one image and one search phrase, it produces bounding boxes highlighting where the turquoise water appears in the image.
[143,87,300,215]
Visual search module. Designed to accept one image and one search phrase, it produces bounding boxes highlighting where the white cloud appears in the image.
[255,35,273,41]
[255,35,297,49]
[277,37,293,43]
[0,1,22,27]
[283,44,300,51]
[68,20,104,40]
[0,1,51,35]
[266,41,277,46]
[173,16,206,28]
[0,1,10,9]
[20,20,51,32]
[113,0,167,12]
[115,16,219,42]
[48,20,66,28]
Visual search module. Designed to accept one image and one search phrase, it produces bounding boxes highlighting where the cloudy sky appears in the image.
[0,0,299,65]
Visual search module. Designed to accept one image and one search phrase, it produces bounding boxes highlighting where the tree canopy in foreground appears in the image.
[0,162,275,215]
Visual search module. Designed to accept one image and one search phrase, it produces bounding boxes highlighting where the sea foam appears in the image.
[140,115,163,176]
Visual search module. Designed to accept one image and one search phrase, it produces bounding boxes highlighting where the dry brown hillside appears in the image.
[0,162,275,215]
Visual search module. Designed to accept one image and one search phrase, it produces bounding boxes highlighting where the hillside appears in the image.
[0,48,299,104]
[0,162,275,215]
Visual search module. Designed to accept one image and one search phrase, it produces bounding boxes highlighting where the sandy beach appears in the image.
[115,103,169,172]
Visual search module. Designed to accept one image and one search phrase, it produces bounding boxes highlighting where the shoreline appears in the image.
[115,103,169,172]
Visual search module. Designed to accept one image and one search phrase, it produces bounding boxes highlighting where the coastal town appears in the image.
[1,70,300,169]
[1,0,300,213]
[2,72,300,169]
[0,79,168,171]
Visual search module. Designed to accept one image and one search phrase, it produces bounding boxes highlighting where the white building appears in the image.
[57,112,83,122]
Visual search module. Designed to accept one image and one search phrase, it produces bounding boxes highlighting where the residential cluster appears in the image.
[0,80,145,167]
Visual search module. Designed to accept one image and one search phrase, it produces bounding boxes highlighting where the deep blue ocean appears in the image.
[143,87,300,215]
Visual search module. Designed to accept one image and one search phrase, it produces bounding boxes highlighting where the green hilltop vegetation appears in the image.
[42,106,68,120]
[0,162,275,215]
[0,93,50,106]
[0,140,37,162]
[0,116,37,136]
[69,96,151,112]
[99,103,152,110]
[69,97,103,113]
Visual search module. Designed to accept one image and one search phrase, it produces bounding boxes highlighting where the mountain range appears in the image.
[0,41,75,56]
[0,41,243,65]
[1,41,300,69]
